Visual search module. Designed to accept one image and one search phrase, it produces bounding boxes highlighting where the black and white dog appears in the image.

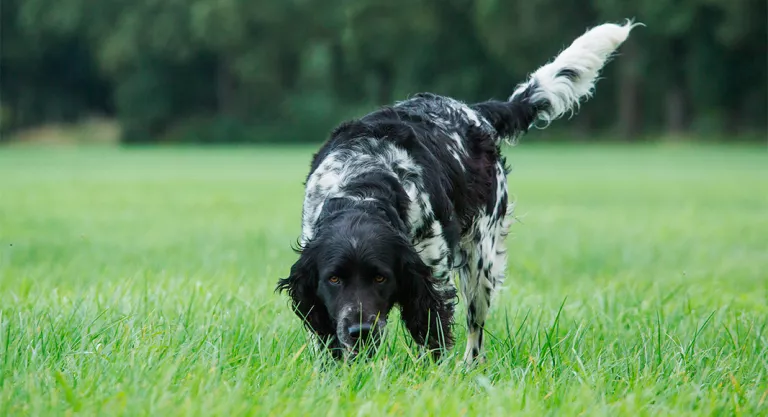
[278,21,639,362]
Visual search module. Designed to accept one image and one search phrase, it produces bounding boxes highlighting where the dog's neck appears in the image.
[315,174,411,236]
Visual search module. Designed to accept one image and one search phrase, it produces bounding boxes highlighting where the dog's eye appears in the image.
[328,276,341,285]
[374,275,386,284]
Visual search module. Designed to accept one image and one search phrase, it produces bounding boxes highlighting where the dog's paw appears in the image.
[462,346,487,366]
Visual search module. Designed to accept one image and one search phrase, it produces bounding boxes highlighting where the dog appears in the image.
[277,21,640,362]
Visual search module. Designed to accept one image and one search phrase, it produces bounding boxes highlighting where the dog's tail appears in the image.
[472,20,642,143]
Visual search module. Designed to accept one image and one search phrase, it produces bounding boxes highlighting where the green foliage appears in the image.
[1,145,767,414]
[2,0,766,142]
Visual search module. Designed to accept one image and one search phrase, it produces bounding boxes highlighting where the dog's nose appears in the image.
[347,323,374,341]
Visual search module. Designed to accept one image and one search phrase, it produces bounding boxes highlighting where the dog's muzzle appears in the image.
[337,313,386,355]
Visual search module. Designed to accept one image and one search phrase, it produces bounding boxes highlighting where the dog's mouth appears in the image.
[341,340,383,361]
[338,332,383,352]
[337,320,387,360]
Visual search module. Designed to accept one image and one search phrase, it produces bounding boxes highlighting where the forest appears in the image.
[2,0,766,143]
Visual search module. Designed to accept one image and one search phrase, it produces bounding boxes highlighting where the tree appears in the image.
[1,0,765,142]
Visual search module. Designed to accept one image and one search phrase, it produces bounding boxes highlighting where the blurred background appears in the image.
[1,0,766,145]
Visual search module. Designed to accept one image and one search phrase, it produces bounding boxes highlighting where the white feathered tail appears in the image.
[473,20,642,141]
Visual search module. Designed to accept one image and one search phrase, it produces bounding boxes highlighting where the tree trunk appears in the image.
[216,59,237,116]
[664,39,687,135]
[665,87,686,134]
[331,42,360,102]
[618,40,641,140]
[277,51,299,91]
[376,64,394,105]
[574,110,594,138]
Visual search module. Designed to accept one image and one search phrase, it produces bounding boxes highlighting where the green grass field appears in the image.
[1,144,766,416]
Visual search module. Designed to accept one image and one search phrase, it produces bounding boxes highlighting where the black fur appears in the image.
[275,20,635,362]
[276,91,522,360]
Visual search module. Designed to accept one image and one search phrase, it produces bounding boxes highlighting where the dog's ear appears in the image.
[276,244,335,340]
[396,238,456,358]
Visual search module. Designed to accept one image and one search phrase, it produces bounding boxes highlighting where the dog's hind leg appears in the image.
[459,162,512,364]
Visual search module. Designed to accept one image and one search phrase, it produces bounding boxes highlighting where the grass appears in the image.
[1,143,767,416]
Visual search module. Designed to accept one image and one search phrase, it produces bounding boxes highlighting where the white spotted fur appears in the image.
[297,20,638,363]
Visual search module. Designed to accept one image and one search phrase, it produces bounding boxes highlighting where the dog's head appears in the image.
[277,205,455,359]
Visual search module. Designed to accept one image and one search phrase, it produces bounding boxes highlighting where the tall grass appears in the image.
[1,144,766,416]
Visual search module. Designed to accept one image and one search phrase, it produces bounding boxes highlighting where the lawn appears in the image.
[1,143,766,416]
